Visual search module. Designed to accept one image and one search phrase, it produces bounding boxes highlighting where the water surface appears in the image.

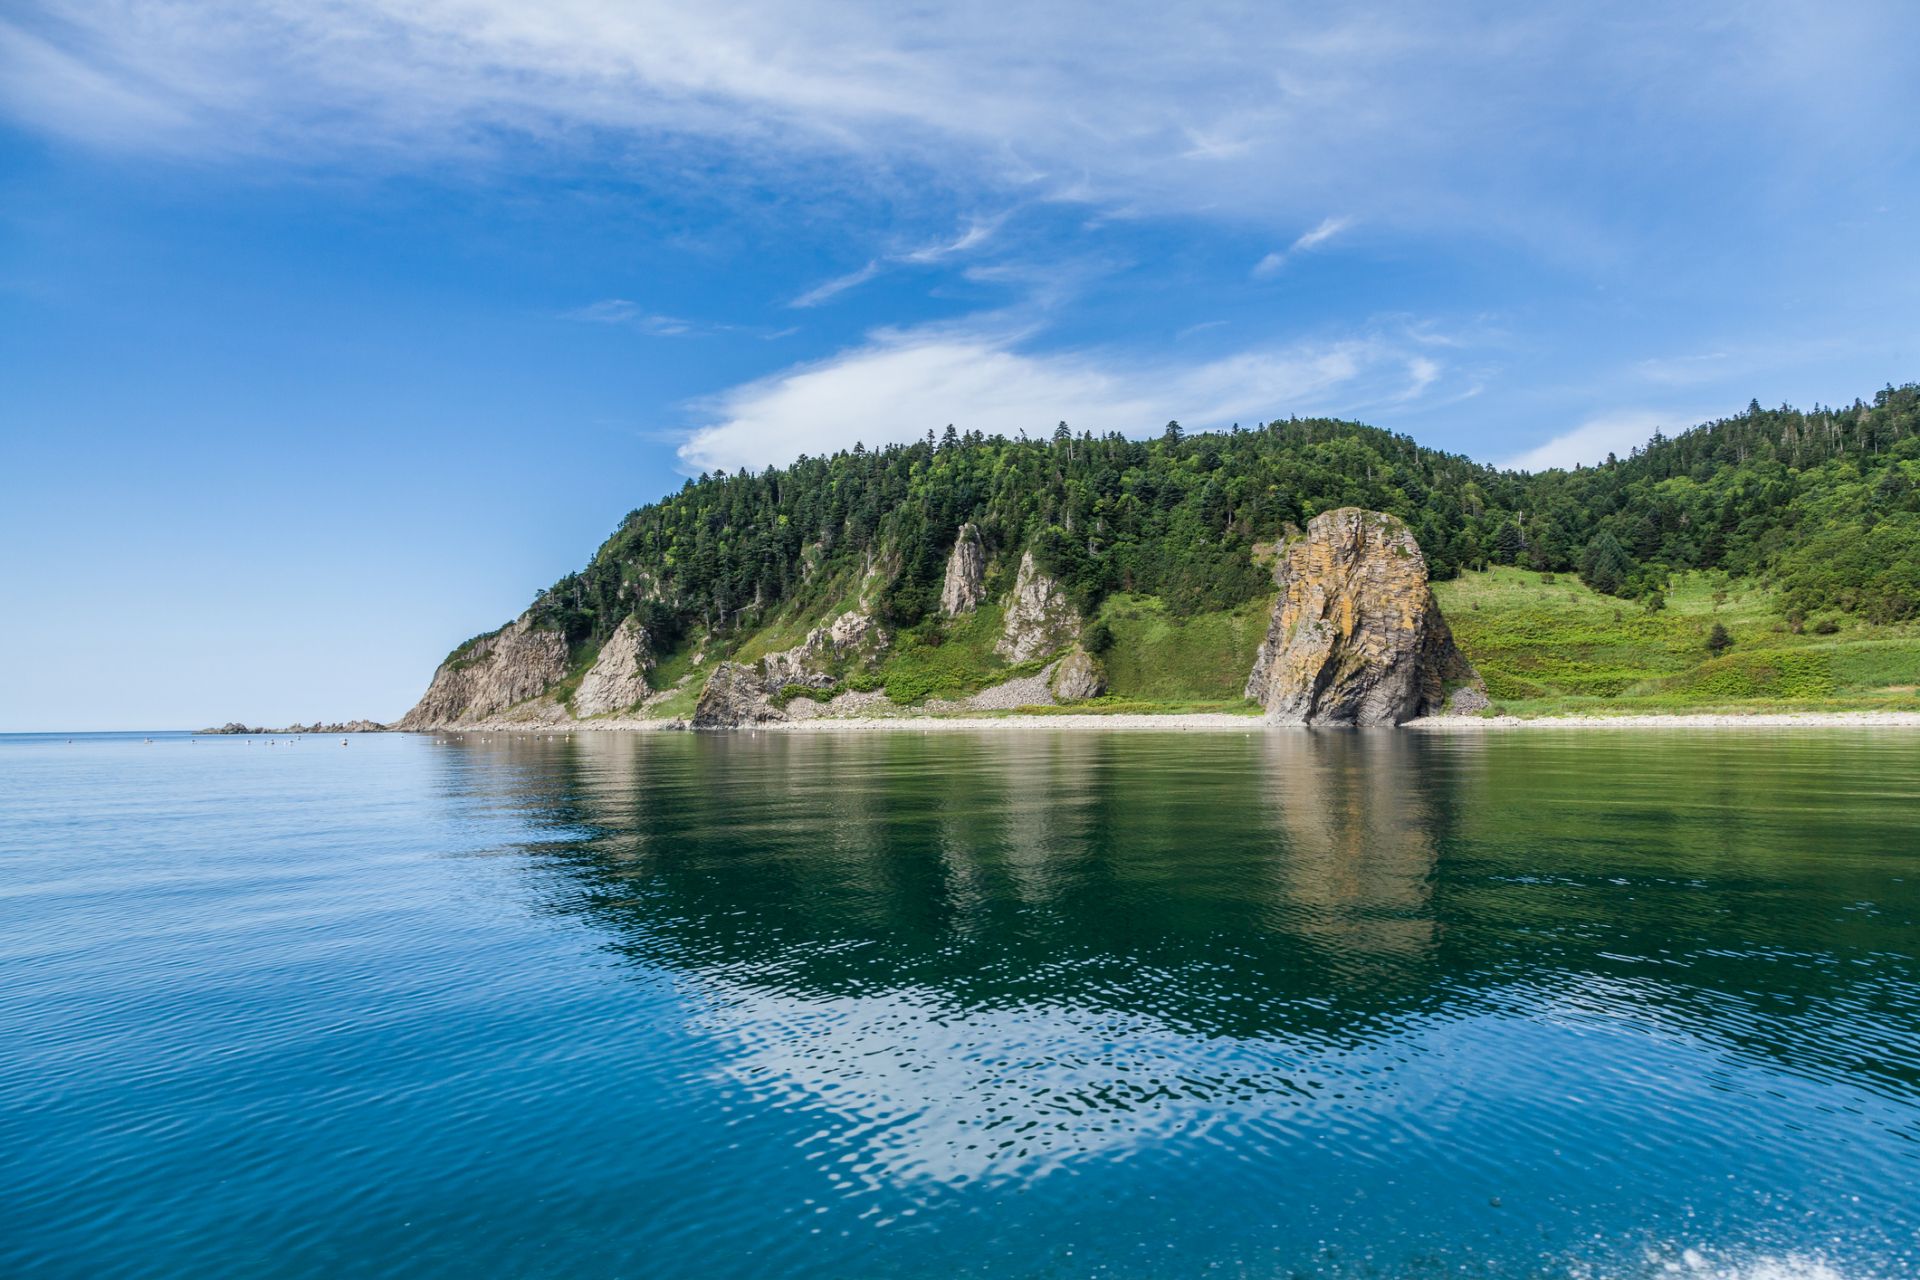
[3,729,1917,1278]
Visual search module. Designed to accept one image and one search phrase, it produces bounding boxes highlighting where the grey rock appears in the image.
[996,550,1079,663]
[1048,648,1106,702]
[940,523,987,616]
[396,612,570,730]
[571,616,653,718]
[691,662,788,727]
[1244,507,1483,726]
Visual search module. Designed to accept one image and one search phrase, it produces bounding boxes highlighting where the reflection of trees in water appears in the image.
[438,730,1920,1103]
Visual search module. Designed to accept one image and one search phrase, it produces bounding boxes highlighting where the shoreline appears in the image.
[410,709,1920,735]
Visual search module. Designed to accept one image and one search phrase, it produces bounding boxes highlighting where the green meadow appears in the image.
[1436,567,1920,716]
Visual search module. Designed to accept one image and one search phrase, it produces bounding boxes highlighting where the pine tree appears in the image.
[1492,521,1525,564]
[1580,530,1635,597]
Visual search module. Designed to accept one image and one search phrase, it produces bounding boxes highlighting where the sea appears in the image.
[3,728,1917,1278]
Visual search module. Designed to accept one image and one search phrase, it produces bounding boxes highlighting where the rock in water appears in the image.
[397,612,570,729]
[1245,508,1483,726]
[996,550,1079,662]
[940,523,987,616]
[571,616,653,718]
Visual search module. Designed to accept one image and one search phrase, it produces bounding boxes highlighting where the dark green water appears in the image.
[3,729,1917,1278]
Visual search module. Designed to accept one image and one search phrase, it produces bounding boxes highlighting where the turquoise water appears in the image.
[3,729,1917,1278]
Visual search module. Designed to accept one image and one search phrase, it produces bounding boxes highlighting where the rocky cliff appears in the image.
[396,612,571,730]
[395,510,1479,731]
[997,551,1080,662]
[690,610,885,726]
[940,523,987,616]
[1245,508,1484,726]
[571,616,653,718]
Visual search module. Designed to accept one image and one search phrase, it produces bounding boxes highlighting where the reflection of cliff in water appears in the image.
[434,730,1920,1106]
[451,731,1470,1045]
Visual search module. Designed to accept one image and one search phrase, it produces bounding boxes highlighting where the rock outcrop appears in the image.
[760,611,883,687]
[1048,648,1106,702]
[691,662,789,727]
[996,551,1080,662]
[940,523,987,616]
[396,612,570,730]
[571,616,652,718]
[690,610,885,726]
[1245,508,1483,726]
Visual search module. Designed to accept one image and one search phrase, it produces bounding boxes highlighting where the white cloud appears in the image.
[899,216,1002,263]
[791,215,1005,305]
[1252,214,1352,276]
[1251,251,1288,279]
[1290,214,1352,252]
[789,261,881,308]
[561,298,695,335]
[4,3,1905,235]
[1500,409,1697,472]
[677,322,1442,472]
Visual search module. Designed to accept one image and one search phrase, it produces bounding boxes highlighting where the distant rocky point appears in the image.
[199,720,388,735]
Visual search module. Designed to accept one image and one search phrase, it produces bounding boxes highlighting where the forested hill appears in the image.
[521,383,1920,660]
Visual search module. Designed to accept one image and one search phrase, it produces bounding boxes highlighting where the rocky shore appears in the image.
[410,709,1920,735]
[1406,710,1920,730]
[199,720,388,735]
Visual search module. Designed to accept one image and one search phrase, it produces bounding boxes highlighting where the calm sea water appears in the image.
[3,729,1917,1279]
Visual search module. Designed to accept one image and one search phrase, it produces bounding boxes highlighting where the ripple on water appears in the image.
[1,729,1917,1279]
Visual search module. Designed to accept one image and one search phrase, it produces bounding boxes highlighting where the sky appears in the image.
[2,0,1917,730]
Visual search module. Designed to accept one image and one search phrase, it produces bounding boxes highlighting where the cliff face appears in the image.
[690,610,884,726]
[940,523,987,616]
[571,616,653,718]
[997,551,1080,662]
[396,613,570,730]
[691,662,789,727]
[395,511,1480,730]
[1245,508,1483,726]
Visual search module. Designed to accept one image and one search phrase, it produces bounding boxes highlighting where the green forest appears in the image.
[526,383,1920,662]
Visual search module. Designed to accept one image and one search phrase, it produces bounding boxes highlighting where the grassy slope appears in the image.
[1436,567,1920,716]
[1091,593,1270,713]
[625,567,1919,721]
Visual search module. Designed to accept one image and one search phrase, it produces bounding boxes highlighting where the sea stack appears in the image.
[1245,508,1484,726]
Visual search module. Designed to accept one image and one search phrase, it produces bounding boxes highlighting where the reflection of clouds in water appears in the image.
[689,975,1379,1192]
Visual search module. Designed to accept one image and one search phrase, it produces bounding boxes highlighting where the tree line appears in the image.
[520,383,1920,658]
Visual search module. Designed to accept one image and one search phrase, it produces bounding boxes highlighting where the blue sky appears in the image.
[2,0,1917,730]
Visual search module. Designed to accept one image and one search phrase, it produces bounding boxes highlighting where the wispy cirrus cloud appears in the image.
[791,215,1004,306]
[1253,215,1354,277]
[562,298,697,336]
[4,2,1907,242]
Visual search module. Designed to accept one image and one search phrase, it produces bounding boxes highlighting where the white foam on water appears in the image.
[1622,1246,1859,1280]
